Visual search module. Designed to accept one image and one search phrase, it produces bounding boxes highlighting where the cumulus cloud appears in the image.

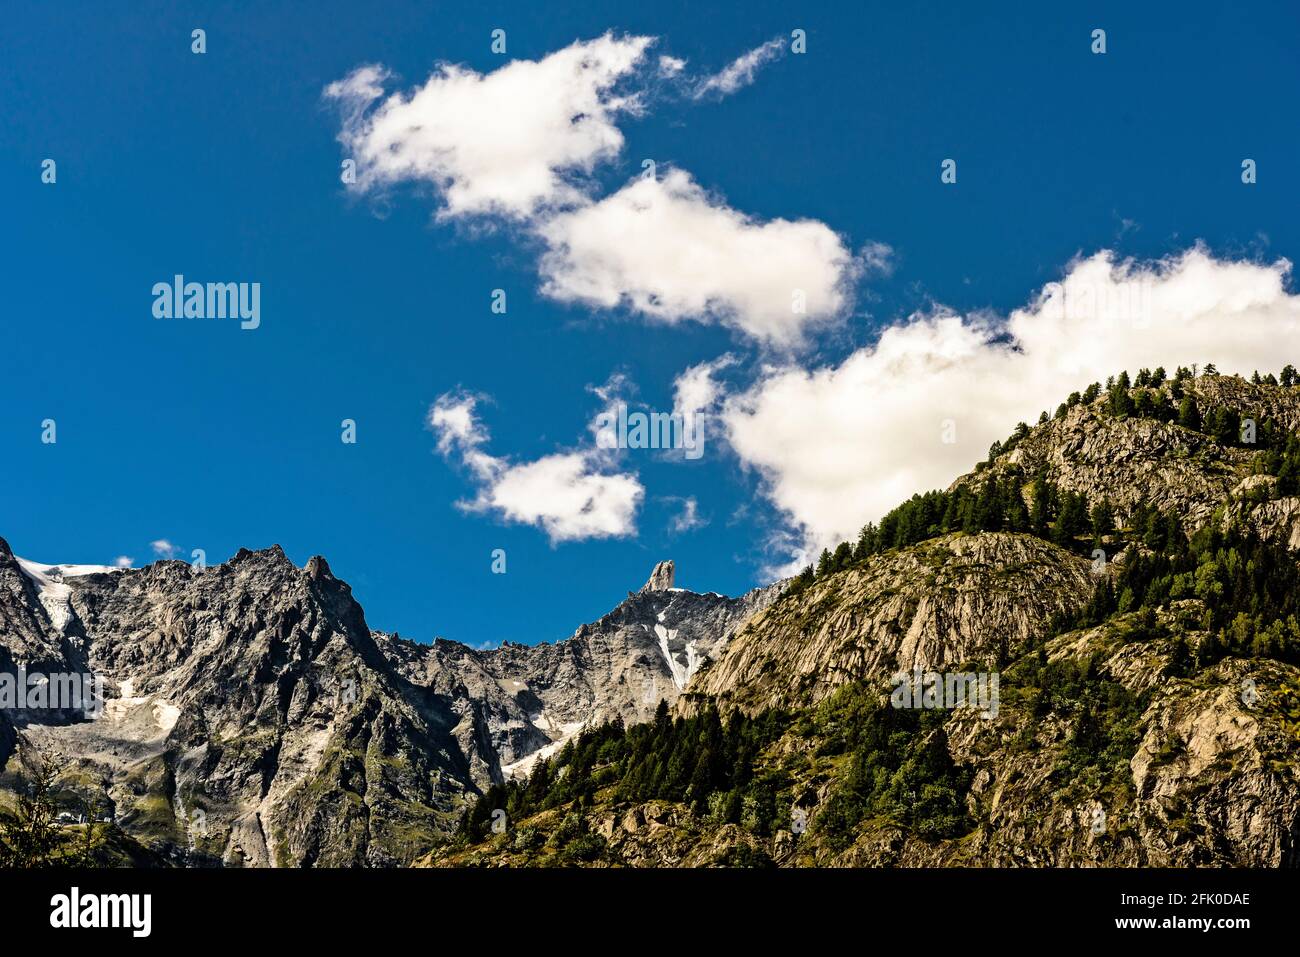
[429,389,489,449]
[327,37,863,347]
[721,247,1300,562]
[538,169,857,345]
[429,392,643,543]
[113,556,134,569]
[692,37,784,99]
[482,454,643,542]
[326,34,653,219]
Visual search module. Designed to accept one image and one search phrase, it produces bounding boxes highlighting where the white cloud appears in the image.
[326,34,653,219]
[150,539,178,559]
[692,38,784,99]
[327,37,864,348]
[721,247,1300,560]
[858,241,896,277]
[429,391,488,452]
[113,556,134,568]
[479,452,643,542]
[538,169,857,345]
[585,372,637,444]
[673,354,737,418]
[658,55,687,77]
[666,496,707,535]
[586,371,635,405]
[429,392,643,543]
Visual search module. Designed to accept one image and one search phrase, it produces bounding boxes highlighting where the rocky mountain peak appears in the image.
[305,555,334,580]
[229,543,292,567]
[639,560,675,593]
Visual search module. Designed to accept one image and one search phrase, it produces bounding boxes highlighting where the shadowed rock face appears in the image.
[0,712,13,771]
[1,543,479,866]
[0,536,86,675]
[0,542,774,865]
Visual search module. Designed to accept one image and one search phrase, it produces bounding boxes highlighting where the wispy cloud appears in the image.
[665,496,707,535]
[150,539,179,559]
[673,354,738,419]
[691,37,785,100]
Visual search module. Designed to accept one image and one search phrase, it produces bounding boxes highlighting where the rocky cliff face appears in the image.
[814,610,1300,867]
[0,538,91,677]
[470,607,1300,868]
[686,533,1093,715]
[0,541,773,865]
[689,374,1300,717]
[640,560,675,593]
[4,544,478,866]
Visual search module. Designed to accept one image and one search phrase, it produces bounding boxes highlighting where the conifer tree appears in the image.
[815,548,833,578]
[1029,475,1055,536]
[1090,497,1115,544]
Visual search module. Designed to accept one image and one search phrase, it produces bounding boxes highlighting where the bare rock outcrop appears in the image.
[687,533,1093,715]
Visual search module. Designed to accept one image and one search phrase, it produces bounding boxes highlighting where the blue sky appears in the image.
[3,0,1298,648]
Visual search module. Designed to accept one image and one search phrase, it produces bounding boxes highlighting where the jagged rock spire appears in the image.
[306,555,333,580]
[640,560,674,593]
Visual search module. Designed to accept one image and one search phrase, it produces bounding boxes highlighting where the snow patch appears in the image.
[101,676,181,736]
[684,640,702,684]
[501,719,586,780]
[153,701,182,733]
[654,624,689,690]
[16,557,125,633]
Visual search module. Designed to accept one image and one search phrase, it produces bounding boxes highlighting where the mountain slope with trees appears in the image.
[435,368,1300,867]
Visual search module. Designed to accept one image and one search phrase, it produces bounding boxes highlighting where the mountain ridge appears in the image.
[0,534,775,865]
